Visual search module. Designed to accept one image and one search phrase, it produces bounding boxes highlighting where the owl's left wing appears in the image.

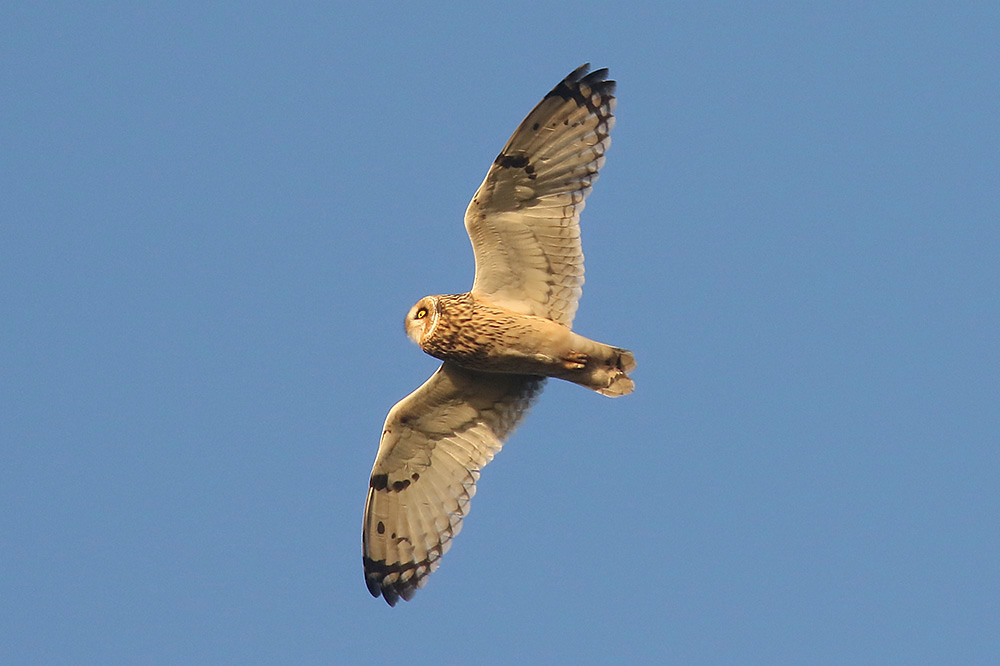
[363,362,545,606]
[465,64,616,328]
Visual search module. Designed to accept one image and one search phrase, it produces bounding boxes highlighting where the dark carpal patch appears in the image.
[493,152,537,181]
[370,473,388,490]
[371,472,413,493]
[494,153,530,169]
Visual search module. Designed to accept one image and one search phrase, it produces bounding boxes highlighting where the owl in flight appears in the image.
[363,64,635,606]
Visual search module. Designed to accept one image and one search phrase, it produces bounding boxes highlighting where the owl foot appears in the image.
[562,351,589,370]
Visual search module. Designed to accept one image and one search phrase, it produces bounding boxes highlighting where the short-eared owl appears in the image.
[363,64,635,605]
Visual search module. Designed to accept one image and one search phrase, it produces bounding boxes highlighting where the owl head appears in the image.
[405,296,439,346]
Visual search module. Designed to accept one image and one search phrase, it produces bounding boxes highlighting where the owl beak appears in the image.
[405,314,422,346]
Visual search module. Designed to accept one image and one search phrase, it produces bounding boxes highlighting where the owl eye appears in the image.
[415,307,428,319]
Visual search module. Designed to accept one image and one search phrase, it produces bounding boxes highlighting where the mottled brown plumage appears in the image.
[406,293,635,395]
[363,64,635,606]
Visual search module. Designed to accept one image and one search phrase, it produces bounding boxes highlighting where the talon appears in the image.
[562,351,588,370]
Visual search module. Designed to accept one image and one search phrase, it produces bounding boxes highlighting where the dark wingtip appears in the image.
[381,586,400,607]
[364,571,383,597]
[365,570,402,607]
[364,556,423,607]
[583,66,614,90]
[581,66,616,96]
[566,62,591,81]
[549,64,615,102]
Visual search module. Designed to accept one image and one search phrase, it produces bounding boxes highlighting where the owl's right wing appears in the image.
[464,64,616,328]
[363,362,545,606]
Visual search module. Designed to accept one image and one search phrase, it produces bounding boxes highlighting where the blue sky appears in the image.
[3,2,999,664]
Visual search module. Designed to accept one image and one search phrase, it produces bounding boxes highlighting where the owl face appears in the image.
[405,296,438,346]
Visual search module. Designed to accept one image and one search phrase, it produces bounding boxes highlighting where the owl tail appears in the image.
[566,340,636,397]
[592,346,636,397]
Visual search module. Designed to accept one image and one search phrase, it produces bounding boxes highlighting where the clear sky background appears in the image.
[3,2,998,665]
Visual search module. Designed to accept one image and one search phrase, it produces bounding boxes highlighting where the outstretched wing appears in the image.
[363,363,545,606]
[465,64,616,328]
